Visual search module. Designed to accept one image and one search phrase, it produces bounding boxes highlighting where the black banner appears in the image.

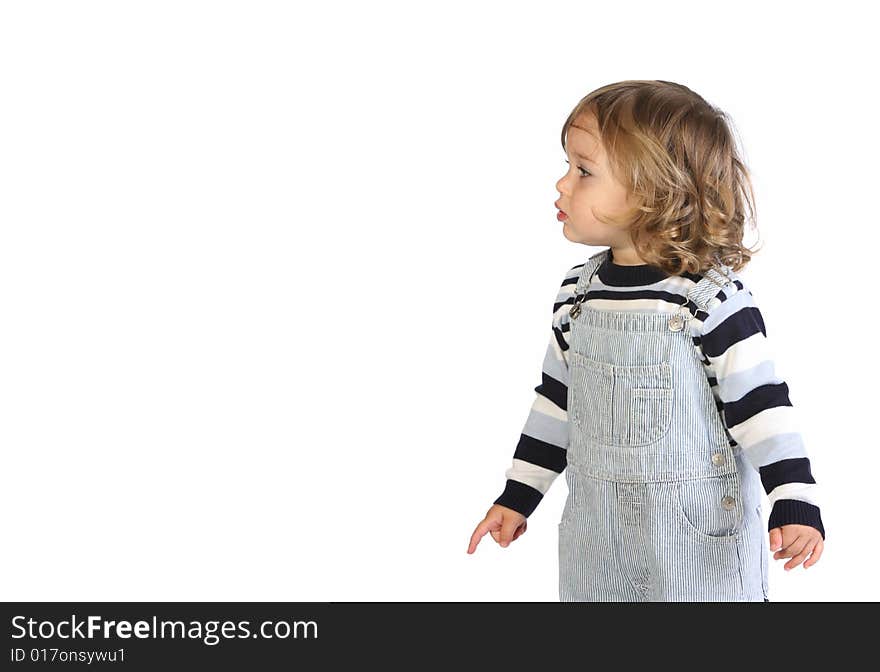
[0,602,865,668]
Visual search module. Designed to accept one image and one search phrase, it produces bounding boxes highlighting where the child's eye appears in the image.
[564,159,591,177]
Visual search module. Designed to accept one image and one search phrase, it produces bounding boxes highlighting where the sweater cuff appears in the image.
[767,499,825,540]
[494,479,543,518]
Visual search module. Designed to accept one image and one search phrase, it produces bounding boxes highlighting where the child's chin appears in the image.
[562,225,597,246]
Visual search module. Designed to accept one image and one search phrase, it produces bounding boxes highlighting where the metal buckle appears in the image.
[570,293,585,319]
[668,303,692,332]
[570,259,602,320]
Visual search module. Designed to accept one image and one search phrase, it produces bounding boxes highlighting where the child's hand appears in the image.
[467,505,527,554]
[769,525,824,571]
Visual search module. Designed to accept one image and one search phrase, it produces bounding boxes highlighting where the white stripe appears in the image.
[767,482,821,508]
[532,392,567,422]
[585,297,680,312]
[708,331,774,380]
[504,458,559,495]
[728,405,802,449]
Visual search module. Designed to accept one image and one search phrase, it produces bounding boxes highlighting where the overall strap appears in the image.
[573,247,611,295]
[685,262,737,314]
[569,248,611,320]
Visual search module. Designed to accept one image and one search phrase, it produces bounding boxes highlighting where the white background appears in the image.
[1,0,876,602]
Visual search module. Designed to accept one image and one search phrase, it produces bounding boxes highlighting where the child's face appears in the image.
[556,112,636,251]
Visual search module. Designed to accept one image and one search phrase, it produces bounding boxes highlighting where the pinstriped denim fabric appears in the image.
[559,250,768,602]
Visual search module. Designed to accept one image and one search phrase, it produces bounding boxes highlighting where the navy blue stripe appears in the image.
[700,306,766,357]
[586,289,688,304]
[513,433,568,473]
[494,479,544,517]
[768,499,825,540]
[534,372,568,411]
[552,324,569,353]
[553,295,577,313]
[598,259,669,286]
[723,382,792,427]
[759,457,816,492]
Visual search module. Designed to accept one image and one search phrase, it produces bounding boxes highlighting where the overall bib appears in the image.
[558,249,769,601]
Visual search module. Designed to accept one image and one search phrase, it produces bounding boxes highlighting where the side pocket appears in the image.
[673,472,743,543]
[559,471,577,530]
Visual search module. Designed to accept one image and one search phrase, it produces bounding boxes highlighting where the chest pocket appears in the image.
[569,351,674,447]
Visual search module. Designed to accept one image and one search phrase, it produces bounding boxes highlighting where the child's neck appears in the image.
[609,245,647,266]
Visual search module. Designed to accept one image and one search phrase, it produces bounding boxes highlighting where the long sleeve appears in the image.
[493,266,580,517]
[697,282,825,539]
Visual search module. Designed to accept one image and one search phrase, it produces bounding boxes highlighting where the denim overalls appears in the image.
[558,248,769,601]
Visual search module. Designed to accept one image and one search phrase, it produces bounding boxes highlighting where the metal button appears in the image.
[668,314,684,331]
[721,495,736,511]
[711,452,726,467]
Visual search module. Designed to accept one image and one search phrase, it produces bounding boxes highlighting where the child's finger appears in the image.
[499,520,518,547]
[467,519,495,554]
[774,535,809,561]
[774,530,805,557]
[803,538,824,568]
[467,524,486,554]
[784,539,817,571]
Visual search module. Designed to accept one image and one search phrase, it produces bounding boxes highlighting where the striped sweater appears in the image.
[494,250,825,539]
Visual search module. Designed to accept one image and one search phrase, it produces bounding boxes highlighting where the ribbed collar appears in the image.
[597,248,670,287]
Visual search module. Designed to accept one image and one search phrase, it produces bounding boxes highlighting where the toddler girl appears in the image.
[467,80,825,602]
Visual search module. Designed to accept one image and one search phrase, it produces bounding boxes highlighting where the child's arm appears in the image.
[696,278,825,544]
[492,265,582,518]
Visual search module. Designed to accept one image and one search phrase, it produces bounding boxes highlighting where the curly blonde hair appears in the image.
[561,80,761,275]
